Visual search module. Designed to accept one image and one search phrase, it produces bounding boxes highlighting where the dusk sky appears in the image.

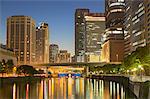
[0,0,105,56]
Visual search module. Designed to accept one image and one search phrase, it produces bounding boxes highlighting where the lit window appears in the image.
[21,52,24,54]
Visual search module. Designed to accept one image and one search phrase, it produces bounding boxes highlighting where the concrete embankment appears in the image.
[0,76,44,86]
[90,75,150,99]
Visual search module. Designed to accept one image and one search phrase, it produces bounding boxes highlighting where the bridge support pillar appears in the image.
[86,67,89,77]
[45,67,48,77]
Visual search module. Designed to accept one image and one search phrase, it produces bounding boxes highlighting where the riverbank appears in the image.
[0,76,45,85]
[89,74,150,99]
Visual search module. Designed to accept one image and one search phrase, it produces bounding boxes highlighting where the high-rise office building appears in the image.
[145,0,150,46]
[6,15,36,64]
[75,9,89,62]
[101,34,124,62]
[49,44,59,63]
[75,9,106,62]
[56,50,71,63]
[124,0,146,57]
[84,13,105,62]
[36,22,49,64]
[101,0,125,62]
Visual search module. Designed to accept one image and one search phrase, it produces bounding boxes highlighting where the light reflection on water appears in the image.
[0,77,135,99]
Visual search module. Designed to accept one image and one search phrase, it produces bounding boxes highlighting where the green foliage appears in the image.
[89,64,122,74]
[0,59,14,73]
[0,62,5,73]
[6,59,14,73]
[17,65,38,76]
[89,46,150,75]
[6,60,14,67]
[122,46,150,75]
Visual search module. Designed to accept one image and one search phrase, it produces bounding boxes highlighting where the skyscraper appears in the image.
[6,15,36,64]
[49,44,59,63]
[84,13,105,62]
[124,0,146,57]
[145,0,150,46]
[36,22,49,64]
[75,9,89,62]
[101,0,125,62]
[75,9,105,62]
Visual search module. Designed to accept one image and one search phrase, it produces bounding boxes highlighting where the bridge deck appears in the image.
[32,62,121,67]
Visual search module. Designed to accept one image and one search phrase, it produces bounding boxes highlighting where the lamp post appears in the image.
[116,54,118,62]
[138,65,144,81]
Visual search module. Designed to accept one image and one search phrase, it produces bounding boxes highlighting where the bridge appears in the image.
[32,62,122,67]
[31,62,122,76]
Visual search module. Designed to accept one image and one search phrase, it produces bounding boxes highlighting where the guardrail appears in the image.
[90,74,150,82]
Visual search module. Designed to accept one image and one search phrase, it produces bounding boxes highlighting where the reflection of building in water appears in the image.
[39,80,44,99]
[68,77,73,99]
[0,78,136,99]
[13,83,16,99]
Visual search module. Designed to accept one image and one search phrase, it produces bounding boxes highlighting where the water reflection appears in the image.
[0,77,135,99]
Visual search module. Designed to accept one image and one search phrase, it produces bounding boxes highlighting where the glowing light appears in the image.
[131,68,137,72]
[13,83,16,99]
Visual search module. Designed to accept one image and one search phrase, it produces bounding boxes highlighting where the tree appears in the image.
[122,46,150,75]
[0,62,4,72]
[17,65,38,76]
[6,59,14,73]
[2,59,6,66]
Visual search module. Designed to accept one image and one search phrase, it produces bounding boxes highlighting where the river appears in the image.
[0,77,136,99]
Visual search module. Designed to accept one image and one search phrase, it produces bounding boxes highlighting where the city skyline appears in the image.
[0,0,105,56]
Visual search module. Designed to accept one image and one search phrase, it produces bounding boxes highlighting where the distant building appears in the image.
[6,15,36,65]
[87,54,101,62]
[84,13,105,62]
[75,9,89,62]
[101,0,125,62]
[57,50,71,63]
[49,44,59,63]
[71,55,75,63]
[0,44,17,65]
[36,22,49,64]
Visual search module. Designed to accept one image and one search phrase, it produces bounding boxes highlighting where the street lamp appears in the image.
[138,64,144,81]
[116,54,118,62]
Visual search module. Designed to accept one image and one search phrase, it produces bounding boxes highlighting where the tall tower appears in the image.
[84,13,105,62]
[145,0,150,47]
[101,0,125,62]
[6,15,36,65]
[36,22,49,64]
[124,0,146,57]
[75,9,89,62]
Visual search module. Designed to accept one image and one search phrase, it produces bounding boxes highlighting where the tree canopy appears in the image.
[17,65,38,76]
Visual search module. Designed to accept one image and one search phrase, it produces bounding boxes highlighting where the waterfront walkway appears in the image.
[0,73,150,82]
[90,74,150,82]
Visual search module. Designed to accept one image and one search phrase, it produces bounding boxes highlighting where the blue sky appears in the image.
[0,0,105,55]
